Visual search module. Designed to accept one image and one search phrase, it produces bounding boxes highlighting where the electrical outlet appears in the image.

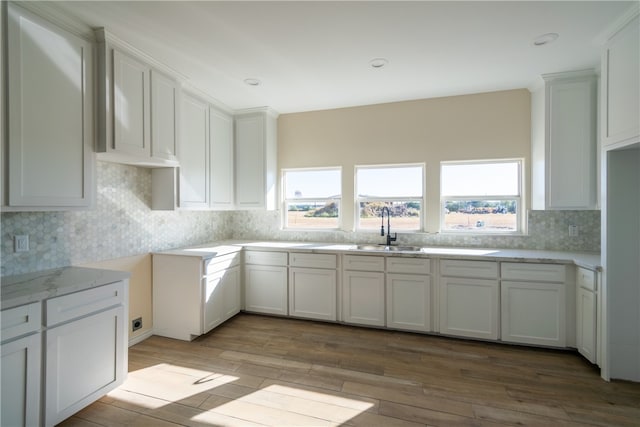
[14,235,29,252]
[568,225,579,237]
[132,317,143,331]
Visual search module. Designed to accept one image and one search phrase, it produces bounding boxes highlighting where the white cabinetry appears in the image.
[501,263,567,347]
[532,70,598,209]
[153,251,241,341]
[179,92,210,209]
[601,13,640,148]
[1,302,41,427]
[386,257,432,332]
[342,255,385,327]
[244,251,288,315]
[95,29,180,167]
[439,259,500,340]
[235,109,278,210]
[289,253,337,321]
[4,3,94,210]
[44,281,128,426]
[210,106,235,209]
[576,267,598,364]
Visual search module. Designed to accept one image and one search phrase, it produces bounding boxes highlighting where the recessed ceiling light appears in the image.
[369,58,389,69]
[533,33,559,46]
[244,78,261,86]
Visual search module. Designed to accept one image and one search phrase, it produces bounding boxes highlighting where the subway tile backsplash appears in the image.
[1,162,600,276]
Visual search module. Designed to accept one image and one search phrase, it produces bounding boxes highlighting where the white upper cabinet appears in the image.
[235,109,278,210]
[95,29,180,167]
[601,12,640,148]
[179,92,210,209]
[4,3,95,210]
[210,106,235,209]
[150,70,179,163]
[531,70,598,210]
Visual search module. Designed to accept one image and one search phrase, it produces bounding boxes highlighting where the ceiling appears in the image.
[53,1,635,114]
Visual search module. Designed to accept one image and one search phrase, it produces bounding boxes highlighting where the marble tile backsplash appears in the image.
[230,209,601,253]
[1,161,600,276]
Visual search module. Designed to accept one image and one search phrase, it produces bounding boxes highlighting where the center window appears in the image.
[355,164,424,231]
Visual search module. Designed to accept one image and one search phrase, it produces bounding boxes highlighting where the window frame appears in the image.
[281,166,342,231]
[354,163,426,232]
[440,158,524,235]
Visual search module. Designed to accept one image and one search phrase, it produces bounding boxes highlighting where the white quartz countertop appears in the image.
[1,266,131,310]
[154,240,601,270]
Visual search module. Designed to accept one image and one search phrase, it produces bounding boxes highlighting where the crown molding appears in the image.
[593,2,640,46]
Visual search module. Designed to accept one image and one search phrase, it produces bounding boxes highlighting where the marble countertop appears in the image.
[1,266,131,310]
[155,240,601,270]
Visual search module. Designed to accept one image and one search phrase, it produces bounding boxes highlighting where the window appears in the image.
[282,168,341,229]
[441,159,523,233]
[355,164,424,231]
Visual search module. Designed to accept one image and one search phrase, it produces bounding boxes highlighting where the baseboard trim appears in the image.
[128,329,153,347]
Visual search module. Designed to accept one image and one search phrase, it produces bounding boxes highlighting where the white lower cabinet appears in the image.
[1,302,42,427]
[153,251,241,341]
[244,251,288,316]
[386,257,432,332]
[500,262,567,348]
[289,253,337,321]
[44,281,128,426]
[576,267,598,363]
[342,255,385,327]
[439,276,500,340]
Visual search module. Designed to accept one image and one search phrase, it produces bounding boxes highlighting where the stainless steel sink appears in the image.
[355,244,423,252]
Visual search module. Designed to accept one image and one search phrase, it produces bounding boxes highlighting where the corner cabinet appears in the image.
[179,92,210,209]
[153,251,241,341]
[4,3,95,210]
[601,13,640,148]
[235,109,278,210]
[210,106,235,209]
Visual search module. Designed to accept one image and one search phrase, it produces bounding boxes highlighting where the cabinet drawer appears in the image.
[501,263,565,283]
[440,259,498,279]
[205,252,241,275]
[290,253,337,269]
[244,251,288,266]
[1,302,41,343]
[46,281,125,326]
[577,267,596,291]
[387,257,431,275]
[343,255,385,272]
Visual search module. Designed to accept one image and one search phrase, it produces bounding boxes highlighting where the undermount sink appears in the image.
[355,244,423,252]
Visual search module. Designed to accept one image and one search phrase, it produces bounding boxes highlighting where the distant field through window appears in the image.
[283,168,341,229]
[356,164,424,231]
[441,160,522,233]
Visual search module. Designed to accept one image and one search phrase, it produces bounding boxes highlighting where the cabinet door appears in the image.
[546,77,597,209]
[577,287,597,363]
[501,281,566,347]
[45,305,127,426]
[235,114,265,208]
[180,93,210,209]
[386,273,431,332]
[222,265,241,321]
[342,270,385,326]
[210,107,235,209]
[289,267,337,321]
[244,265,288,315]
[1,333,41,427]
[150,70,179,163]
[7,4,94,208]
[602,15,640,147]
[203,272,225,333]
[439,277,499,340]
[113,49,150,156]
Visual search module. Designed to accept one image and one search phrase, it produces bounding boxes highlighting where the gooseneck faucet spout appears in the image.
[380,206,397,246]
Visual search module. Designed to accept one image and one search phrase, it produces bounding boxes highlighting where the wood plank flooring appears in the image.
[60,314,640,426]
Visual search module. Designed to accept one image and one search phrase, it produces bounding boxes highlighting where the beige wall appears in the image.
[278,89,531,232]
[80,254,152,343]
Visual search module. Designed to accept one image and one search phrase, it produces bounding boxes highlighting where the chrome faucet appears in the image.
[380,206,397,246]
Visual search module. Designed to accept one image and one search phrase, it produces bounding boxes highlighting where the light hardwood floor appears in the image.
[61,314,640,426]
